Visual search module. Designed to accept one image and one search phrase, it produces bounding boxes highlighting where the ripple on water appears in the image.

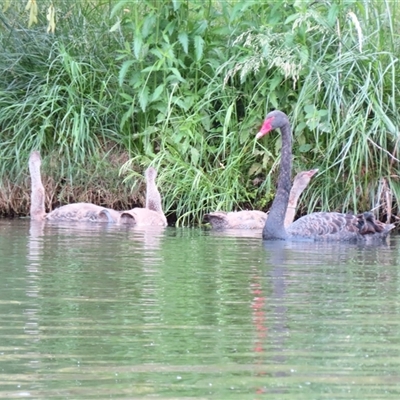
[0,219,399,399]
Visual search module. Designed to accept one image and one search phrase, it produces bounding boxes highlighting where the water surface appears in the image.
[0,219,400,399]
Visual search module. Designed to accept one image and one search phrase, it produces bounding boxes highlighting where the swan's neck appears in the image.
[145,180,163,213]
[284,179,305,227]
[29,158,46,221]
[263,123,292,239]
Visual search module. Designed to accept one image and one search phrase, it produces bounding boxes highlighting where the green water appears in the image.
[0,219,399,399]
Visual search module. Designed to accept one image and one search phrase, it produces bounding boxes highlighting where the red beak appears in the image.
[256,117,273,139]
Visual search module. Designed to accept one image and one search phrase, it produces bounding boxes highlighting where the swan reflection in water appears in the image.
[210,227,396,394]
[29,220,167,257]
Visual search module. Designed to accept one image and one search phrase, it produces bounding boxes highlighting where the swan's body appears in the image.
[116,208,167,226]
[204,169,318,230]
[47,202,121,222]
[29,151,167,226]
[287,211,392,241]
[256,110,395,242]
[29,151,120,222]
[98,167,167,226]
[204,210,266,230]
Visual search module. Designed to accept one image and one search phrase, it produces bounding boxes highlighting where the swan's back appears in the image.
[287,211,394,242]
[119,208,167,226]
[46,203,121,223]
[204,210,267,230]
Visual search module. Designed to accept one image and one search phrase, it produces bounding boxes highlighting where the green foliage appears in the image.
[106,0,271,224]
[215,0,400,218]
[0,0,400,223]
[0,1,124,172]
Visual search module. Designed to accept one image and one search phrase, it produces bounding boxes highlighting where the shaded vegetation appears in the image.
[0,0,399,225]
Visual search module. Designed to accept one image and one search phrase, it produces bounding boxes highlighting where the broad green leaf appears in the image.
[249,162,262,176]
[318,109,329,116]
[193,20,208,35]
[139,86,149,112]
[270,75,282,91]
[119,60,135,86]
[142,14,156,39]
[151,84,165,103]
[178,32,189,54]
[141,65,158,73]
[201,113,211,131]
[133,34,142,59]
[129,71,144,88]
[170,67,186,82]
[190,146,200,166]
[294,122,307,136]
[285,13,300,24]
[262,151,270,168]
[269,91,278,109]
[194,35,205,62]
[239,129,248,145]
[253,149,264,157]
[327,3,339,27]
[119,93,134,102]
[318,121,331,133]
[175,98,189,111]
[296,133,306,146]
[172,0,181,11]
[149,48,163,59]
[299,46,309,64]
[304,104,316,115]
[299,144,313,153]
[164,20,176,36]
[162,31,171,44]
[306,118,318,130]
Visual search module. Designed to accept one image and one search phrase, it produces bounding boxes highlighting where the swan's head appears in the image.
[29,151,42,166]
[256,110,289,139]
[145,167,157,181]
[292,169,319,193]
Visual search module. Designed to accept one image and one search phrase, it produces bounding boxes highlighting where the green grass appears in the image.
[0,0,400,224]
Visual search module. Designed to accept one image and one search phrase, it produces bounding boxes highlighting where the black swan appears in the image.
[204,169,318,230]
[29,151,167,226]
[256,110,395,241]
